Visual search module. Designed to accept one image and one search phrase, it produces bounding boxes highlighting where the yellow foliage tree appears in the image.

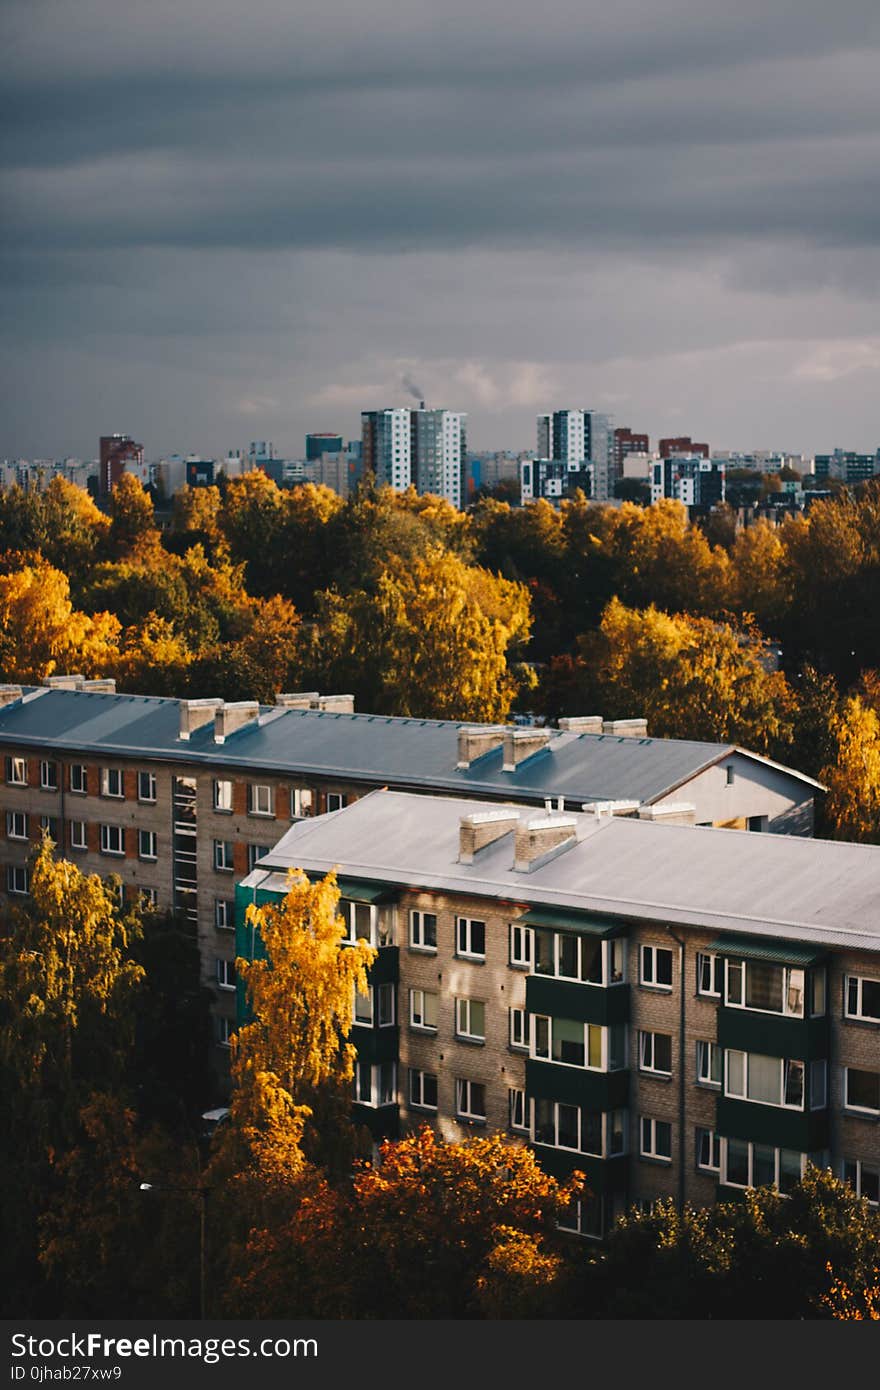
[821,696,880,843]
[0,560,121,683]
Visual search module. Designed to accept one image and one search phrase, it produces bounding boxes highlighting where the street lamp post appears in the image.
[139,1182,211,1319]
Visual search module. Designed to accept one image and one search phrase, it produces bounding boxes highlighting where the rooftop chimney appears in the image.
[80,678,116,693]
[456,726,506,769]
[0,684,23,708]
[275,692,320,709]
[637,802,697,825]
[214,701,260,744]
[558,716,603,734]
[179,697,223,740]
[582,799,640,819]
[502,728,551,771]
[459,809,522,864]
[42,674,84,690]
[514,814,577,872]
[602,718,648,738]
[316,694,355,713]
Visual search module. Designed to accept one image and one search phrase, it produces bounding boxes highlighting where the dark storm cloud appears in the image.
[4,0,880,456]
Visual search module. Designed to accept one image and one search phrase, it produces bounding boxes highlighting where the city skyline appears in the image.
[4,2,880,458]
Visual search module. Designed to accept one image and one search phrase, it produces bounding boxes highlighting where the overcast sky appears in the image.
[4,0,880,459]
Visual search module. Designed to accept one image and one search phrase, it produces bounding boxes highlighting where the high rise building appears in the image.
[362,409,412,491]
[306,432,343,461]
[652,456,725,511]
[536,410,615,501]
[99,434,144,496]
[362,408,467,507]
[613,428,650,486]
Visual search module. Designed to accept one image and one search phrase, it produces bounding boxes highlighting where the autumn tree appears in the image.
[0,560,121,683]
[821,695,880,843]
[106,473,160,559]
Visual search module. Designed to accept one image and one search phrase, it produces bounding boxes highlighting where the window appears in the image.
[845,975,880,1024]
[376,982,395,1027]
[509,922,533,968]
[455,997,486,1042]
[138,829,157,860]
[456,1078,486,1122]
[100,767,123,798]
[214,840,234,872]
[354,1061,396,1107]
[534,1100,624,1156]
[640,1117,672,1162]
[216,958,236,991]
[640,944,673,990]
[410,988,438,1031]
[409,910,437,951]
[6,811,27,841]
[842,1159,880,1206]
[509,1007,530,1050]
[845,1067,880,1115]
[39,815,59,841]
[213,780,233,813]
[696,1040,722,1088]
[509,1088,528,1132]
[725,764,735,786]
[354,987,373,1026]
[291,787,313,818]
[810,1060,827,1110]
[6,756,27,786]
[214,899,234,930]
[70,764,87,794]
[534,929,621,984]
[639,1031,672,1076]
[69,820,86,851]
[696,951,721,997]
[811,968,827,1017]
[723,1139,804,1194]
[216,1017,233,1049]
[6,864,29,895]
[456,916,486,960]
[100,824,124,856]
[340,899,374,945]
[326,792,347,812]
[725,1050,806,1109]
[248,784,274,816]
[137,771,157,803]
[247,843,267,872]
[532,1015,626,1071]
[39,760,58,791]
[725,958,806,1017]
[696,1127,722,1172]
[558,1195,605,1240]
[140,886,159,909]
[409,1068,438,1111]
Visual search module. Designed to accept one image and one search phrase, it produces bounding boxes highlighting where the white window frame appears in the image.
[722,1138,806,1193]
[508,1088,529,1133]
[213,779,233,813]
[410,987,438,1031]
[509,1006,530,1050]
[409,1068,438,1111]
[640,1116,672,1162]
[845,974,880,1024]
[640,944,673,990]
[842,1159,879,1206]
[6,811,27,841]
[409,909,437,952]
[214,899,234,931]
[6,756,27,787]
[39,815,58,840]
[138,829,158,861]
[137,771,157,803]
[39,760,58,791]
[69,820,87,851]
[724,1049,806,1110]
[99,823,125,856]
[531,1015,626,1072]
[354,1060,396,1108]
[509,922,533,968]
[216,958,236,991]
[696,951,721,997]
[339,899,376,946]
[353,986,374,1027]
[456,916,486,961]
[455,1077,486,1122]
[455,997,486,1043]
[247,843,267,872]
[213,839,234,872]
[724,958,806,1018]
[69,763,87,794]
[248,783,274,817]
[533,1100,625,1157]
[639,1030,673,1077]
[216,1016,233,1049]
[6,864,29,894]
[695,1127,722,1172]
[533,929,623,986]
[326,792,347,813]
[140,886,159,909]
[100,767,124,799]
[844,1066,880,1116]
[696,1039,723,1088]
[290,787,313,818]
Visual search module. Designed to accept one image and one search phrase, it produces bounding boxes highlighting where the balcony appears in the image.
[527,975,629,1026]
[714,1096,829,1152]
[526,1058,629,1111]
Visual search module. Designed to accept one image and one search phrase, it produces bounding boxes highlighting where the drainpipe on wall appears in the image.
[666,924,687,1214]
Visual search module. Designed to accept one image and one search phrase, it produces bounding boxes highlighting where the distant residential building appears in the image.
[99,435,144,496]
[659,436,709,460]
[521,457,593,503]
[713,451,810,476]
[362,408,466,507]
[362,409,412,491]
[537,410,615,501]
[465,452,527,502]
[814,450,880,485]
[306,432,344,461]
[652,456,725,510]
[613,427,650,483]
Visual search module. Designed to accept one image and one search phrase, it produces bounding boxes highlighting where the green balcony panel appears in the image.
[715,1097,829,1152]
[368,945,400,985]
[518,908,621,938]
[526,976,630,1025]
[353,1025,399,1065]
[526,1059,629,1111]
[533,1148,628,1194]
[336,878,398,905]
[717,1008,829,1061]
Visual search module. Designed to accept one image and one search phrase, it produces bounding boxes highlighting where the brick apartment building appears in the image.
[0,681,821,1055]
[239,791,880,1236]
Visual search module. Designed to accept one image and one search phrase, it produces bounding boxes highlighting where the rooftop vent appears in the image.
[459,809,522,864]
[275,692,320,709]
[456,726,506,770]
[178,697,223,740]
[558,716,603,734]
[602,718,648,738]
[317,694,355,713]
[42,674,84,690]
[80,678,116,693]
[514,814,577,872]
[214,701,260,744]
[581,799,640,819]
[0,684,23,708]
[502,728,551,771]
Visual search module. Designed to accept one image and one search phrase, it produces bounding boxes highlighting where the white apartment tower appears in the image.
[536,409,614,502]
[361,409,412,491]
[363,407,467,508]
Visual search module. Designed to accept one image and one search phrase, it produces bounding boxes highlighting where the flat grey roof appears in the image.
[243,790,880,955]
[0,687,820,805]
